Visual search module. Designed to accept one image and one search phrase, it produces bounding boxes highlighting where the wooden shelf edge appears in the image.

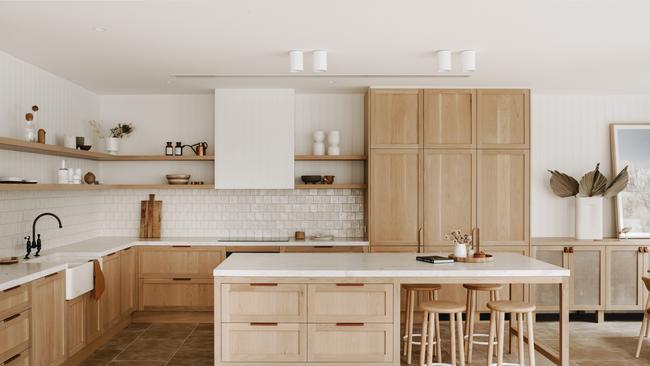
[294,184,367,189]
[295,155,367,161]
[0,183,367,191]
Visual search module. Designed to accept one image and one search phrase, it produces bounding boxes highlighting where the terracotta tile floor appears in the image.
[80,321,650,366]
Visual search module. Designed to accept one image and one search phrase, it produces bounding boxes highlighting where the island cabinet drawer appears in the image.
[280,246,366,253]
[221,283,306,322]
[0,309,30,362]
[138,246,224,278]
[0,284,30,320]
[307,284,393,323]
[307,323,393,363]
[140,279,213,311]
[1,350,29,366]
[221,323,307,362]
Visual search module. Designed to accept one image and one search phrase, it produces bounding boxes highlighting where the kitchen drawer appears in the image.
[280,246,366,253]
[0,310,30,363]
[221,323,307,362]
[308,283,393,323]
[1,350,29,366]
[0,284,30,320]
[221,283,306,322]
[140,278,213,311]
[138,246,224,279]
[307,323,393,363]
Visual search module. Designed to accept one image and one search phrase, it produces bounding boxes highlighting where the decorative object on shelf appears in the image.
[189,181,205,185]
[165,141,173,156]
[78,145,92,151]
[312,130,325,155]
[0,176,22,183]
[89,120,134,155]
[24,112,36,142]
[64,135,76,149]
[166,174,191,185]
[183,142,209,156]
[57,159,69,184]
[610,123,650,239]
[327,130,340,155]
[84,172,96,185]
[0,256,19,265]
[322,175,335,184]
[445,229,472,258]
[548,163,629,239]
[73,168,82,184]
[174,142,183,156]
[140,194,162,239]
[309,234,334,241]
[37,129,46,144]
[301,175,322,184]
[75,136,85,148]
[294,231,305,240]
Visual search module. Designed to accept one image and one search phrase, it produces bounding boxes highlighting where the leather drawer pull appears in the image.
[172,245,191,248]
[314,246,334,249]
[250,322,278,326]
[3,313,20,323]
[172,278,192,281]
[44,272,58,278]
[3,353,20,365]
[336,283,365,287]
[250,283,278,286]
[2,285,20,293]
[106,252,117,257]
[336,322,364,326]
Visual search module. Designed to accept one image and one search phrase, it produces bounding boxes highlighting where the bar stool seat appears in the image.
[463,283,503,291]
[487,300,536,313]
[404,284,442,292]
[402,284,442,364]
[487,300,536,366]
[419,300,466,366]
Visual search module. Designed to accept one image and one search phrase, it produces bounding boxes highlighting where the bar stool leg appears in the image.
[457,311,466,366]
[636,315,647,358]
[435,313,442,362]
[406,290,415,363]
[467,290,477,363]
[427,312,435,366]
[497,312,505,366]
[403,289,410,356]
[527,312,536,366]
[517,313,525,366]
[450,313,457,366]
[419,311,428,366]
[487,311,496,366]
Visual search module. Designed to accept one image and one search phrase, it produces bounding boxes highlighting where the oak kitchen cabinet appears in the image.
[66,294,87,356]
[477,89,530,149]
[606,245,650,310]
[423,89,476,148]
[102,251,122,330]
[0,283,31,366]
[369,89,422,148]
[120,247,137,316]
[31,271,65,366]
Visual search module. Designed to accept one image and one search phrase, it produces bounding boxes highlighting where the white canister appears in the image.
[64,136,76,149]
[327,145,340,155]
[105,137,119,155]
[312,130,325,142]
[575,196,604,240]
[453,242,468,258]
[313,142,325,155]
[327,130,340,145]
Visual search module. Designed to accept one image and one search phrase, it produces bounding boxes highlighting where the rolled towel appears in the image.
[91,259,105,300]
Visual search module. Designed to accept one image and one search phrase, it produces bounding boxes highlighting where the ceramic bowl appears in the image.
[301,175,322,184]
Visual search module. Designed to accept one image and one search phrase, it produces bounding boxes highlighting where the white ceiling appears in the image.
[1,0,649,94]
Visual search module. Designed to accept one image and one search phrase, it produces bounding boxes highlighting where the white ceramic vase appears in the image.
[453,242,468,258]
[312,130,325,156]
[575,196,603,240]
[105,137,119,155]
[327,130,340,156]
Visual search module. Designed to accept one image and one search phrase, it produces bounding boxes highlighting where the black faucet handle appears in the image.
[24,236,31,260]
[34,234,42,257]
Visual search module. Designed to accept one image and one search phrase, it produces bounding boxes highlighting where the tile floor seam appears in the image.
[109,323,151,364]
[164,323,200,365]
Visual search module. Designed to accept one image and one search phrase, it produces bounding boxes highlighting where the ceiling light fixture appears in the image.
[313,50,328,72]
[93,27,107,32]
[437,50,452,72]
[461,50,476,72]
[289,50,304,73]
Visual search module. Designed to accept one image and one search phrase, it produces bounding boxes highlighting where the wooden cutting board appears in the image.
[140,194,162,238]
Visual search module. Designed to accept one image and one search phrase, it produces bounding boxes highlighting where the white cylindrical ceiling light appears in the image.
[289,50,304,72]
[461,50,476,72]
[437,50,452,72]
[313,50,328,72]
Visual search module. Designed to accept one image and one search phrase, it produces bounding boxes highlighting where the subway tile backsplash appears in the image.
[0,188,366,256]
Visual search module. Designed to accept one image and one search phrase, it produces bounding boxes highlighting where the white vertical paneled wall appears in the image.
[531,94,650,238]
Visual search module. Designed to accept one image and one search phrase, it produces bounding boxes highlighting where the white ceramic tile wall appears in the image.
[531,94,650,238]
[102,188,365,238]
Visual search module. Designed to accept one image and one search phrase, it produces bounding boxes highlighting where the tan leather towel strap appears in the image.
[91,259,105,300]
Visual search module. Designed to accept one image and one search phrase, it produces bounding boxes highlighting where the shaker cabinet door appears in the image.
[477,89,530,148]
[370,89,421,148]
[423,89,476,148]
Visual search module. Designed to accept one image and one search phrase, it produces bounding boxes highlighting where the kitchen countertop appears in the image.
[213,252,570,278]
[0,236,368,291]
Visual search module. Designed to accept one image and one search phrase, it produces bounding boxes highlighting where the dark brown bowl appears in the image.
[78,145,92,151]
[301,175,322,184]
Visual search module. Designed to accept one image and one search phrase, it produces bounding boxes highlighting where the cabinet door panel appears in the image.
[477,150,529,245]
[531,246,567,311]
[370,90,421,147]
[423,149,476,247]
[222,323,306,362]
[370,149,421,247]
[606,246,645,309]
[66,296,86,356]
[307,323,393,363]
[141,279,213,311]
[307,284,393,323]
[120,248,137,316]
[31,272,65,366]
[86,292,102,343]
[571,247,605,309]
[477,89,529,148]
[139,247,224,279]
[102,253,121,329]
[423,89,475,148]
[221,284,306,323]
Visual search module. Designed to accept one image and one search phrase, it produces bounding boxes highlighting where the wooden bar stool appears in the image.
[419,300,466,366]
[463,284,503,363]
[635,277,650,358]
[487,300,536,366]
[402,284,442,364]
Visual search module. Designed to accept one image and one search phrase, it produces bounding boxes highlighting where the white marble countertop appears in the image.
[213,252,570,278]
[0,261,68,291]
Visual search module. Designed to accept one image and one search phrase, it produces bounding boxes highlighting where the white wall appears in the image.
[531,94,650,238]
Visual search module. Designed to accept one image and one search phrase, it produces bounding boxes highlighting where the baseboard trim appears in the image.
[131,310,213,323]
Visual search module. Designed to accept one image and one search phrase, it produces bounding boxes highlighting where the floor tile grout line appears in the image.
[107,323,152,365]
[164,323,200,366]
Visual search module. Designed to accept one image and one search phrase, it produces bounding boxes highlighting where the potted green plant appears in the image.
[548,163,629,239]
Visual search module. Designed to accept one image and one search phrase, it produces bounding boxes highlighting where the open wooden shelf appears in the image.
[0,137,214,161]
[294,184,367,189]
[294,155,367,161]
[0,183,367,191]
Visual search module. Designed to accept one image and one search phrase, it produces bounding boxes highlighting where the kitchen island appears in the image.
[213,252,571,366]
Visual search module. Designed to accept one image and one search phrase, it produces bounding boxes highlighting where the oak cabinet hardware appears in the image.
[3,353,21,365]
[105,252,117,257]
[313,246,334,249]
[172,245,191,248]
[639,247,645,253]
[250,283,278,286]
[569,247,574,254]
[123,247,132,251]
[44,272,58,278]
[2,313,20,323]
[250,322,278,326]
[335,322,365,326]
[172,278,192,281]
[335,283,364,287]
[2,285,20,293]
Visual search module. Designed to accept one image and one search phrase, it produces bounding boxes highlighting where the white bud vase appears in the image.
[327,130,340,156]
[312,130,325,156]
[453,242,467,258]
[105,137,120,155]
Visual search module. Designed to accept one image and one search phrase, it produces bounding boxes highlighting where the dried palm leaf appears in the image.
[604,165,629,197]
[548,170,579,197]
[579,163,608,197]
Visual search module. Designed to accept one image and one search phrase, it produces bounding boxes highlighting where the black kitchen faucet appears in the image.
[24,212,63,259]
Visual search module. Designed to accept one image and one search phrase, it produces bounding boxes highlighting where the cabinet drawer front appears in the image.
[0,310,30,361]
[2,350,29,366]
[0,285,30,320]
[308,284,393,323]
[139,247,224,278]
[221,323,306,362]
[141,279,213,311]
[221,284,306,322]
[280,246,365,253]
[307,323,393,363]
